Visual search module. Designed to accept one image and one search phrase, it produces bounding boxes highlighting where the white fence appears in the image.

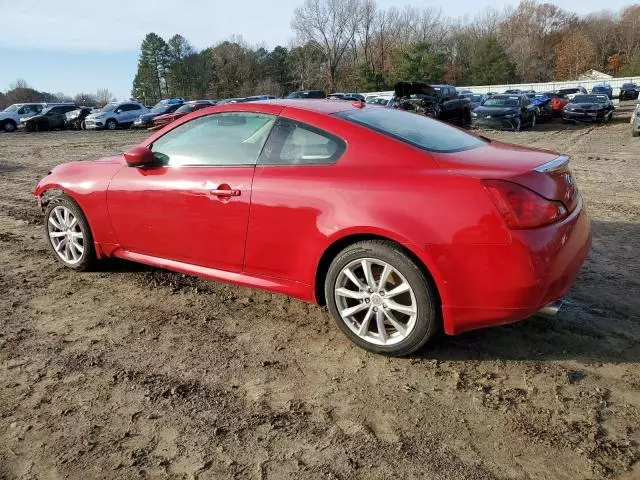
[365,76,640,98]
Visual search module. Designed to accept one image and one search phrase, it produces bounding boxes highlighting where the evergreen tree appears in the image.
[131,33,170,104]
[395,43,447,84]
[471,36,517,85]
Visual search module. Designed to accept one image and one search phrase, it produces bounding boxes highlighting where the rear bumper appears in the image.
[435,199,591,335]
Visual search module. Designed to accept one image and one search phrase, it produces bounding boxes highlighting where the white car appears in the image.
[366,95,394,106]
[84,101,149,130]
[0,103,46,132]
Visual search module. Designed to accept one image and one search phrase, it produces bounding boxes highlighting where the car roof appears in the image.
[252,98,366,114]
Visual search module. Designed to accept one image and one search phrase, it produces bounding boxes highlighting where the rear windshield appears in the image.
[336,108,485,153]
[572,95,606,103]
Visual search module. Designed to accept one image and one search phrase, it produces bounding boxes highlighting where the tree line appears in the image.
[129,0,640,103]
[0,79,115,110]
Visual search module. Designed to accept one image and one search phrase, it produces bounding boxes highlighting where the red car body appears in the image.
[550,96,569,115]
[35,100,591,336]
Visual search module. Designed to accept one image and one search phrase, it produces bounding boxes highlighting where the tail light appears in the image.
[482,179,568,229]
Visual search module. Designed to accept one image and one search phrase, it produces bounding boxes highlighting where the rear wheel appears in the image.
[44,196,95,270]
[325,240,439,356]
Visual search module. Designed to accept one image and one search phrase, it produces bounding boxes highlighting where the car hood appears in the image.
[21,115,46,122]
[473,106,518,116]
[138,112,162,121]
[394,81,438,98]
[154,113,179,121]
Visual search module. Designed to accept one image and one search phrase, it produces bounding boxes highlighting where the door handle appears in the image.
[210,189,241,197]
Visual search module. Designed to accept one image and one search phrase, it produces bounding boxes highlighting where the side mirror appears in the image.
[124,145,153,167]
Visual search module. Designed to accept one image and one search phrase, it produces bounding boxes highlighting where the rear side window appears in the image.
[259,118,345,165]
[336,108,485,153]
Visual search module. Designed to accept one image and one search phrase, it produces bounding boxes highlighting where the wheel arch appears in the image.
[314,232,444,315]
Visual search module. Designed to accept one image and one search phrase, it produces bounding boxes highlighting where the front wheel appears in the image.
[106,119,117,130]
[325,240,439,356]
[44,196,95,270]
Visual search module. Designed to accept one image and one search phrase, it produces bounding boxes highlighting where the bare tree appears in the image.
[95,88,115,106]
[292,0,362,91]
[9,79,29,90]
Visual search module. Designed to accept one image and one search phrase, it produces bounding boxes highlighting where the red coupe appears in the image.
[149,100,215,131]
[35,100,591,356]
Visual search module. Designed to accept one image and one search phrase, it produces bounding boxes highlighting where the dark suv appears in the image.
[620,83,639,100]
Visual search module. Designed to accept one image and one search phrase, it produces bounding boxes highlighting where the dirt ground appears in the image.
[0,104,638,480]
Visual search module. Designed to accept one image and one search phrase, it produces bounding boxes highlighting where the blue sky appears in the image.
[0,0,633,100]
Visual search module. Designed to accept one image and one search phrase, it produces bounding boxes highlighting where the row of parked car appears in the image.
[363,82,633,132]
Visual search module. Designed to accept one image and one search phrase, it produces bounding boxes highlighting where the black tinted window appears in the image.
[259,118,345,166]
[336,108,485,153]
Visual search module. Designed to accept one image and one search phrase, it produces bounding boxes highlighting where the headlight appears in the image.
[504,114,515,118]
[471,112,477,117]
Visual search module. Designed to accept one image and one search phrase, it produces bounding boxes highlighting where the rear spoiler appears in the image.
[534,155,569,173]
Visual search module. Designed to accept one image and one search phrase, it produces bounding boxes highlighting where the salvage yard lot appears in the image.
[0,106,639,479]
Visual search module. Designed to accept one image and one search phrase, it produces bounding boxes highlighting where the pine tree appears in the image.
[471,36,517,85]
[131,33,170,104]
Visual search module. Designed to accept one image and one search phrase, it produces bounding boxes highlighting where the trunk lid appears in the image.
[431,141,579,213]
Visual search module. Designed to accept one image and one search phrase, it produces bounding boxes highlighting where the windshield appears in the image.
[592,86,608,91]
[572,95,606,104]
[622,83,636,89]
[175,104,196,114]
[559,89,578,94]
[3,104,21,113]
[150,105,170,114]
[336,108,485,153]
[483,96,519,107]
[101,103,118,112]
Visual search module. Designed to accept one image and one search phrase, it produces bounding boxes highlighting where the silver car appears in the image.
[632,103,640,138]
[84,101,148,130]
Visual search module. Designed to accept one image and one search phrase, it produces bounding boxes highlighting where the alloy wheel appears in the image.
[47,206,84,265]
[334,258,417,346]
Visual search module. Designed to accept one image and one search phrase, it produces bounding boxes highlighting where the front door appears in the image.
[107,111,277,272]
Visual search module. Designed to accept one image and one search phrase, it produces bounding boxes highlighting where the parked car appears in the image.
[20,104,78,131]
[65,107,95,130]
[35,100,591,356]
[150,100,215,131]
[0,103,46,132]
[245,95,277,101]
[366,95,393,106]
[562,94,615,123]
[631,103,640,137]
[590,83,613,100]
[86,102,149,130]
[558,86,588,101]
[327,93,366,101]
[215,98,249,105]
[286,90,326,99]
[457,89,473,95]
[527,93,553,121]
[543,92,569,116]
[392,82,472,125]
[619,83,639,100]
[459,93,487,110]
[471,94,537,131]
[131,102,181,129]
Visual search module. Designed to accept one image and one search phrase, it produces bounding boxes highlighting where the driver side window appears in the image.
[151,112,276,167]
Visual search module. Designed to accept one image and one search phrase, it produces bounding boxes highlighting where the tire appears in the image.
[324,240,439,356]
[531,114,537,128]
[106,119,117,130]
[81,120,86,130]
[44,195,95,271]
[513,117,522,132]
[2,120,17,133]
[461,108,471,126]
[632,129,640,138]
